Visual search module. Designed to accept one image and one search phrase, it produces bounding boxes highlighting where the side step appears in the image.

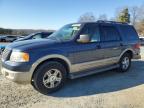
[69,64,119,79]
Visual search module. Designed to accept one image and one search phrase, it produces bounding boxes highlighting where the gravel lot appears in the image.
[0,45,144,108]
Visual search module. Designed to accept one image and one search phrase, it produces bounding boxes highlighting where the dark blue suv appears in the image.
[1,21,141,94]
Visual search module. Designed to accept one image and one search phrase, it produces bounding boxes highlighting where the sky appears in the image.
[0,0,144,30]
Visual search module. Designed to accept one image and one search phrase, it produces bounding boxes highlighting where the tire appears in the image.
[3,39,6,42]
[1,39,5,42]
[32,61,67,94]
[118,53,131,72]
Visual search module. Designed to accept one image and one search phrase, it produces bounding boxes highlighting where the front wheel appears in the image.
[32,61,67,94]
[118,53,131,72]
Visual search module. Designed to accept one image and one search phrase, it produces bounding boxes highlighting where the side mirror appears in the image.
[77,34,90,43]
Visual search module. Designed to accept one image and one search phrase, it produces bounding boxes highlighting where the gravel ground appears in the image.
[0,46,144,108]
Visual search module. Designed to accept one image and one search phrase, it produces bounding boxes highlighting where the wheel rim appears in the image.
[122,57,130,70]
[43,69,62,89]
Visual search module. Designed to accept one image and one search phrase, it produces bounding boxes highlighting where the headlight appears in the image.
[10,51,29,62]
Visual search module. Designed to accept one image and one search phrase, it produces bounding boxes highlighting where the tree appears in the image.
[0,28,12,35]
[78,12,96,22]
[98,14,107,21]
[117,8,130,23]
[114,5,144,35]
[130,6,141,26]
[137,19,144,36]
[129,5,144,35]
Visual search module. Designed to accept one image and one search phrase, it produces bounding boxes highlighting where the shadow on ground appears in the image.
[51,60,144,98]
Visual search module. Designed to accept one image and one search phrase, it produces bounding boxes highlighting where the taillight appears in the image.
[133,43,141,49]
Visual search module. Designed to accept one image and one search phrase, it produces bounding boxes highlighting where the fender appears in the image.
[119,48,134,59]
[29,54,72,75]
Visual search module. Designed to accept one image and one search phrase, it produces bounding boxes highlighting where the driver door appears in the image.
[69,23,104,72]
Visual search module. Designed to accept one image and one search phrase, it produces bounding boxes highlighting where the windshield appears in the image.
[48,24,82,41]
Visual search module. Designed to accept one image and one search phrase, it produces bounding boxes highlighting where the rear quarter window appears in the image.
[100,25,121,42]
[120,25,139,41]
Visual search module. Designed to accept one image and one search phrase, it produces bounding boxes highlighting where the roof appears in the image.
[74,20,129,25]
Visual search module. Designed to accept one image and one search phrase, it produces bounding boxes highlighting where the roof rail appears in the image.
[96,20,128,24]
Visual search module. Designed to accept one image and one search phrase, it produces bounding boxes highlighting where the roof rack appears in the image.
[96,20,128,24]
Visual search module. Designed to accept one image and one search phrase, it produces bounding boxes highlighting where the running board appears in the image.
[69,64,119,79]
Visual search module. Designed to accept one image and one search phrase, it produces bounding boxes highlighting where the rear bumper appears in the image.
[1,67,32,83]
[133,53,141,59]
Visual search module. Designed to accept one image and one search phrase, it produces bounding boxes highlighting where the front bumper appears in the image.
[1,67,32,83]
[0,46,5,54]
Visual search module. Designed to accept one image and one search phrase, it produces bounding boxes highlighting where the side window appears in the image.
[43,33,53,38]
[91,27,100,42]
[80,24,100,42]
[120,25,139,41]
[100,26,120,42]
[32,34,42,39]
[42,34,49,38]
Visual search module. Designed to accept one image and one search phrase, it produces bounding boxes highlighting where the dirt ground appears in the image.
[0,46,144,108]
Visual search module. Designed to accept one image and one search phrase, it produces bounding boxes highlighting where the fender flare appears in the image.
[119,48,134,59]
[29,54,71,75]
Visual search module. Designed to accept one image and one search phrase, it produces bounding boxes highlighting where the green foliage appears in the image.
[117,8,130,23]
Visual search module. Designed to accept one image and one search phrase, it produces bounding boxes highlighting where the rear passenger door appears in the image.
[99,24,122,65]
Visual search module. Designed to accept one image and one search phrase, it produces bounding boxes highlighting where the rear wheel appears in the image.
[32,61,67,94]
[118,53,131,72]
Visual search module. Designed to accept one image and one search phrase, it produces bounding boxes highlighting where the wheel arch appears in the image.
[119,49,134,60]
[30,54,71,81]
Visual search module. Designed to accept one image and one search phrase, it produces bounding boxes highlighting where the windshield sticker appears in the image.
[72,24,81,27]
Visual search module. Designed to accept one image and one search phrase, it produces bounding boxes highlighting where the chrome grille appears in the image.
[2,49,11,61]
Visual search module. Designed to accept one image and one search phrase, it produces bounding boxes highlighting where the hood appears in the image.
[14,35,32,42]
[6,39,59,51]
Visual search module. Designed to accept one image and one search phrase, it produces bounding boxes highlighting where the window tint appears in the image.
[80,24,100,42]
[32,34,42,39]
[120,25,139,41]
[42,34,50,38]
[100,26,120,42]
